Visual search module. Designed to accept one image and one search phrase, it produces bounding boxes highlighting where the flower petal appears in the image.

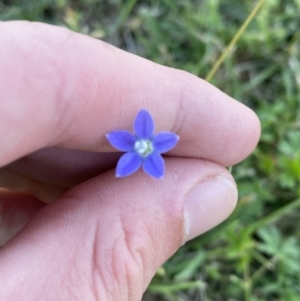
[116,152,142,177]
[106,130,136,151]
[134,109,154,139]
[142,152,165,179]
[153,132,179,153]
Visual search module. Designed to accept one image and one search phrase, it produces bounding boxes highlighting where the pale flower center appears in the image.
[134,140,153,157]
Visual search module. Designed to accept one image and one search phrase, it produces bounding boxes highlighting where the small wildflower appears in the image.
[106,109,179,179]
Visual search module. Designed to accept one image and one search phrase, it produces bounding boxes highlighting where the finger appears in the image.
[0,191,44,246]
[8,148,121,187]
[0,158,237,300]
[0,167,67,203]
[0,21,260,167]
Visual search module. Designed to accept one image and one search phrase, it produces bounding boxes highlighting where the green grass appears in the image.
[1,0,300,300]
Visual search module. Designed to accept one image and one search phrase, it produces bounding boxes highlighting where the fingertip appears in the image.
[184,175,238,242]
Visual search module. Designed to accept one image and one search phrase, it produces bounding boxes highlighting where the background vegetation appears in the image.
[1,0,300,300]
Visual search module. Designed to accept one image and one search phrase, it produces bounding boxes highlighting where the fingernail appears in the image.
[184,176,238,242]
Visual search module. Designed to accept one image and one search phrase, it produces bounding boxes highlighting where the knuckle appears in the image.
[91,216,156,301]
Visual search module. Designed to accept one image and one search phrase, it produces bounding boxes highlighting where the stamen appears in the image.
[135,140,153,157]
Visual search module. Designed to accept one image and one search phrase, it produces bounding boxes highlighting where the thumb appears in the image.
[0,158,237,301]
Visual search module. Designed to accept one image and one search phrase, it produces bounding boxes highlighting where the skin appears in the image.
[0,21,260,301]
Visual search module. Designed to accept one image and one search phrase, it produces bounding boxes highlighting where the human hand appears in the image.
[0,21,260,300]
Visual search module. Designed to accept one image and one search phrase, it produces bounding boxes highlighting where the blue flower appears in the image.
[106,109,179,179]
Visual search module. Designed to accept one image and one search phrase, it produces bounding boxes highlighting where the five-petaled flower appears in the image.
[106,109,179,179]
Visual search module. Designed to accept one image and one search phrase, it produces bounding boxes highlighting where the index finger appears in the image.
[0,21,260,167]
